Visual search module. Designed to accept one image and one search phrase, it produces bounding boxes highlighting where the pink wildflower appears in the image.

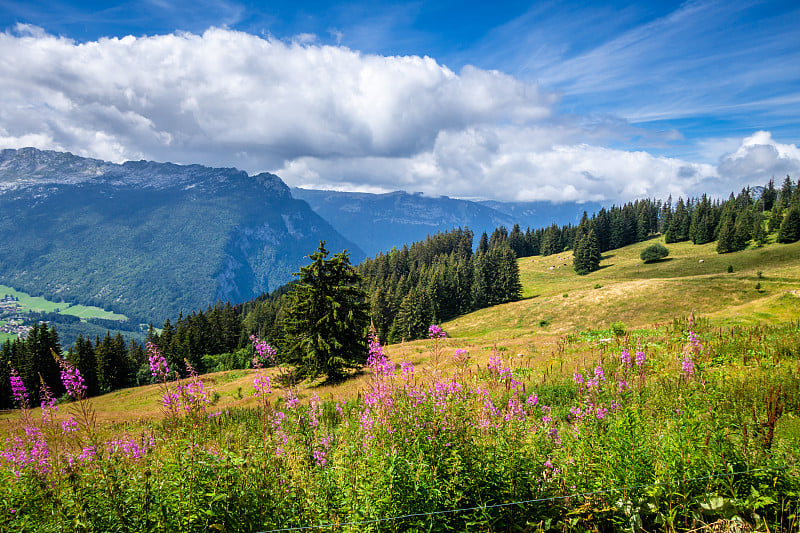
[9,367,29,409]
[58,359,86,400]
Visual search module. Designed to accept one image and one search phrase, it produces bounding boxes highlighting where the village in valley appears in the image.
[0,294,31,339]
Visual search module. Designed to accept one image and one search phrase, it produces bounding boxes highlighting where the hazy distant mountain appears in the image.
[292,188,594,256]
[291,188,517,256]
[477,199,603,229]
[0,148,362,323]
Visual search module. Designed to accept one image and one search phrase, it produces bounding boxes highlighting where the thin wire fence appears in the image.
[258,464,793,532]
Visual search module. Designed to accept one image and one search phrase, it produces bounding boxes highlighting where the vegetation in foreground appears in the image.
[1,316,798,532]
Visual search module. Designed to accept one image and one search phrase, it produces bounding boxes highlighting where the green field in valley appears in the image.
[0,283,128,320]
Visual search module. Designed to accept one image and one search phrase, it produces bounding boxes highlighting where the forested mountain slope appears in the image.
[0,148,363,323]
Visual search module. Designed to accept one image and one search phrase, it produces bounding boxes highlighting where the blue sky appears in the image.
[0,0,798,202]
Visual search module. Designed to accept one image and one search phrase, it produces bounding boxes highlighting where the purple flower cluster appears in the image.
[250,335,277,369]
[313,435,333,467]
[681,355,694,379]
[147,342,170,381]
[9,367,29,409]
[487,354,512,382]
[366,326,394,377]
[0,426,51,477]
[620,347,631,367]
[427,324,445,339]
[58,359,86,400]
[61,417,78,434]
[635,346,646,367]
[39,379,58,424]
[254,374,271,397]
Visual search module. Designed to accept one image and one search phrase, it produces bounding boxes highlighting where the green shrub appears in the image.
[640,243,669,263]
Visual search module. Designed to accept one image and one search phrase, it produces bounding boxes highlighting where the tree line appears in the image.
[240,228,522,348]
[3,176,799,405]
[1,304,246,408]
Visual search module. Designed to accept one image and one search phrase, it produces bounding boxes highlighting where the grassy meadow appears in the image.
[1,238,799,532]
[0,283,128,320]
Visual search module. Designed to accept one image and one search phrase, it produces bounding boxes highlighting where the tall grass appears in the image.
[1,321,799,532]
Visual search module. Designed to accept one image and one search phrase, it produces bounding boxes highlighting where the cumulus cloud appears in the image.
[278,125,718,202]
[0,25,795,203]
[717,131,800,186]
[0,25,553,166]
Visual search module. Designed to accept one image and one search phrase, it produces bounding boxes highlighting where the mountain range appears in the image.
[292,189,596,256]
[0,148,592,324]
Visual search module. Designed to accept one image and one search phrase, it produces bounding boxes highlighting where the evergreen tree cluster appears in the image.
[656,176,800,253]
[238,228,522,348]
[0,303,248,409]
[0,324,148,408]
[146,302,246,376]
[357,228,522,343]
[1,323,64,409]
[482,199,662,266]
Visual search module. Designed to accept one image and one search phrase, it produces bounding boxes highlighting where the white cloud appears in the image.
[718,131,800,187]
[278,126,719,202]
[0,25,554,167]
[0,26,795,204]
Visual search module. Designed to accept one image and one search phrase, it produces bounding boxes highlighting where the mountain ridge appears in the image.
[292,187,594,256]
[0,148,362,323]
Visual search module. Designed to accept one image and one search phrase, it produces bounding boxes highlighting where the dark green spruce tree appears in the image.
[281,242,369,381]
[573,229,601,275]
[777,205,800,243]
[716,210,738,253]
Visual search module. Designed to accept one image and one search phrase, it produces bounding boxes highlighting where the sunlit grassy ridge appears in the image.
[446,237,800,341]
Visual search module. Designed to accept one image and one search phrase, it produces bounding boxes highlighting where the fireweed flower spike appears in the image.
[682,355,695,379]
[250,335,277,369]
[427,324,445,339]
[9,367,29,410]
[635,344,646,367]
[147,342,170,381]
[58,358,87,400]
[39,375,58,424]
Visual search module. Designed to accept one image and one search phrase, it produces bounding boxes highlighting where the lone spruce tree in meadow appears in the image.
[282,241,369,381]
[573,229,601,275]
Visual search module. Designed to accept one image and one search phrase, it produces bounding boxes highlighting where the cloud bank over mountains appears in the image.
[0,25,798,203]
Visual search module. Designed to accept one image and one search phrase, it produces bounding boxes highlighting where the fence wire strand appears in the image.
[258,464,792,532]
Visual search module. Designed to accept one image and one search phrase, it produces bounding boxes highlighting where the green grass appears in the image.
[446,237,800,341]
[60,304,127,320]
[0,283,127,320]
[2,235,800,532]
